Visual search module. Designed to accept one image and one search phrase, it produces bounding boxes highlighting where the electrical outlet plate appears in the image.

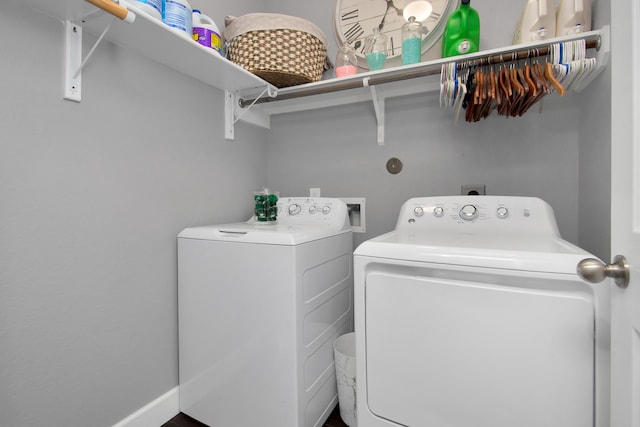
[339,198,366,233]
[461,184,486,195]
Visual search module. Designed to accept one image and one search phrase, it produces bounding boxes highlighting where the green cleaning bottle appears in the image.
[441,0,480,58]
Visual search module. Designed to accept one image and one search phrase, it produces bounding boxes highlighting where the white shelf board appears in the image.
[17,0,609,144]
[238,27,608,117]
[22,0,273,94]
[231,27,609,145]
[251,76,440,116]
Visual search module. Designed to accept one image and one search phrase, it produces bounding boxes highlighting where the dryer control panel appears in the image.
[277,197,350,229]
[397,196,561,236]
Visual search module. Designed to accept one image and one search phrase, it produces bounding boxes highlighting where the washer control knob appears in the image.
[322,205,331,215]
[496,206,509,219]
[288,204,301,215]
[309,205,318,214]
[433,206,445,217]
[459,204,478,221]
[414,206,424,217]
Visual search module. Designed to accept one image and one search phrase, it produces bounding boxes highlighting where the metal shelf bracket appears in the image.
[64,17,117,102]
[364,78,386,145]
[225,86,277,140]
[63,0,137,103]
[64,21,83,102]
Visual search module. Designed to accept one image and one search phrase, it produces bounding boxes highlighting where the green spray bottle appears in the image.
[441,0,480,58]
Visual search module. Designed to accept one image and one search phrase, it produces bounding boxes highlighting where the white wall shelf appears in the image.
[233,27,609,144]
[23,0,275,103]
[21,0,609,144]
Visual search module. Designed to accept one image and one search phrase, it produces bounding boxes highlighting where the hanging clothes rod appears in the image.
[238,35,601,108]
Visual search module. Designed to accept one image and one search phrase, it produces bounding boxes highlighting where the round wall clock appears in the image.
[334,0,459,68]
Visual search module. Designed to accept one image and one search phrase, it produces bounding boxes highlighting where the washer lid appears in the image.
[354,230,595,274]
[178,221,350,245]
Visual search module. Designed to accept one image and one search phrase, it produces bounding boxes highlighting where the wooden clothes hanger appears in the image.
[444,39,593,123]
[498,65,512,116]
[509,64,526,116]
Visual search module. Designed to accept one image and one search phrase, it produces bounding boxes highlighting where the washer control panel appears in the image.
[397,196,559,235]
[275,197,349,228]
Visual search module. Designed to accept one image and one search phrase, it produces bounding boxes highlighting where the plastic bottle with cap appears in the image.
[556,0,591,36]
[192,9,223,53]
[164,0,192,37]
[131,0,163,20]
[441,0,480,58]
[513,0,556,44]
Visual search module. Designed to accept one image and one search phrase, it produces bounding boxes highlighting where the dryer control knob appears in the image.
[322,205,331,215]
[414,206,424,217]
[288,204,301,215]
[459,204,478,221]
[496,206,509,219]
[433,206,445,217]
[309,205,318,214]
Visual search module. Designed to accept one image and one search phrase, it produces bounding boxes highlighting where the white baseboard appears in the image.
[112,386,180,427]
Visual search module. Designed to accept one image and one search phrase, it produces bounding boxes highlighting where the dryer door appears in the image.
[364,269,594,427]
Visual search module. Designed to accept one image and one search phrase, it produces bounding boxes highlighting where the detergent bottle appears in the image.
[556,0,591,36]
[513,0,556,44]
[131,0,163,20]
[192,10,223,53]
[441,0,480,58]
[164,0,192,37]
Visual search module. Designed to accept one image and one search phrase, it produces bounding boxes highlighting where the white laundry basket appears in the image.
[334,332,357,426]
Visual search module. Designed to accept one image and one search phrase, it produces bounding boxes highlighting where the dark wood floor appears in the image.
[162,405,348,427]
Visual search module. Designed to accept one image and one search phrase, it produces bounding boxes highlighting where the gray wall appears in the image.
[266,0,607,252]
[577,0,611,260]
[1,0,612,426]
[267,94,582,249]
[0,1,267,426]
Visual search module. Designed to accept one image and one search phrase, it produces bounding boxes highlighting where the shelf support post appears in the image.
[64,21,82,102]
[225,86,277,140]
[64,0,136,103]
[225,91,237,140]
[64,16,118,102]
[365,78,385,145]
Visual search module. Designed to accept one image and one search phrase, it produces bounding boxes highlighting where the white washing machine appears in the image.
[178,197,353,427]
[354,196,609,427]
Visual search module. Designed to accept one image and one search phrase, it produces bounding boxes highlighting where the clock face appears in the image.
[335,0,458,66]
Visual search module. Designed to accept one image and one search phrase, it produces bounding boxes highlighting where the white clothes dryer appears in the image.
[354,196,609,427]
[178,197,353,427]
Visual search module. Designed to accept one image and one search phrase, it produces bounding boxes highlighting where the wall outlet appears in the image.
[339,198,366,233]
[461,184,486,195]
[310,188,321,197]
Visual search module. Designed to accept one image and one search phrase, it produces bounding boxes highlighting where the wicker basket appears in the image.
[225,13,329,88]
